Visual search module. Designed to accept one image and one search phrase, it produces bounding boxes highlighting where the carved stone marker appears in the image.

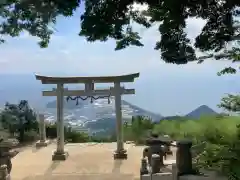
[176,140,193,176]
[36,114,50,147]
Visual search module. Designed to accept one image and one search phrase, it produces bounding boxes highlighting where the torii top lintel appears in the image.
[35,73,140,84]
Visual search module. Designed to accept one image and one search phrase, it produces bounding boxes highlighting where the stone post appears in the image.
[36,114,49,147]
[176,140,193,176]
[172,163,179,180]
[52,83,68,161]
[113,81,127,159]
[151,154,161,174]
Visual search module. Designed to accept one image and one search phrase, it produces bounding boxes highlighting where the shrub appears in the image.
[46,124,58,138]
[21,130,39,143]
[152,115,240,180]
[123,116,154,144]
[65,131,89,143]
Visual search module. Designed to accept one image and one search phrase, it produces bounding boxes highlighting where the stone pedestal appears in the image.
[52,151,69,161]
[113,149,127,159]
[0,165,10,180]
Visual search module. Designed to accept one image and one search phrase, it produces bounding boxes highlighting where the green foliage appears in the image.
[45,123,57,138]
[2,100,240,179]
[45,123,90,143]
[21,130,39,143]
[65,130,89,143]
[194,125,240,179]
[2,100,240,180]
[154,116,239,141]
[0,100,180,147]
[1,0,240,68]
[153,115,240,180]
[123,116,154,144]
[0,100,38,143]
[0,0,80,47]
[219,94,240,113]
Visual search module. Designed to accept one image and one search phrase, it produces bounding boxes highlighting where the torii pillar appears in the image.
[113,81,126,159]
[52,83,67,160]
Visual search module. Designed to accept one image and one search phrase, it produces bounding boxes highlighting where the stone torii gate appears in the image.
[35,73,139,161]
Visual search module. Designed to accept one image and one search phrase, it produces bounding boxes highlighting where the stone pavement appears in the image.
[10,142,176,180]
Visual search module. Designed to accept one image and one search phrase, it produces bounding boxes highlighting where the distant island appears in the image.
[45,99,219,135]
[46,98,163,122]
[46,99,218,121]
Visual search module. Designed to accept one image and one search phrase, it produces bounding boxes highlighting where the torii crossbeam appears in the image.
[35,73,140,160]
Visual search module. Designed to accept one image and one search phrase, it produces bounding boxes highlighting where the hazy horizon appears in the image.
[0,70,239,116]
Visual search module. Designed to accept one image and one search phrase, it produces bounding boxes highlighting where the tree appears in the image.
[218,94,240,114]
[124,116,153,143]
[1,0,240,72]
[0,100,38,142]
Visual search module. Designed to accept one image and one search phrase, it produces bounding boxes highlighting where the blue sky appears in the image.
[0,4,239,115]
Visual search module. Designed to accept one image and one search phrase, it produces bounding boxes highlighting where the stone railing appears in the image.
[140,137,227,180]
